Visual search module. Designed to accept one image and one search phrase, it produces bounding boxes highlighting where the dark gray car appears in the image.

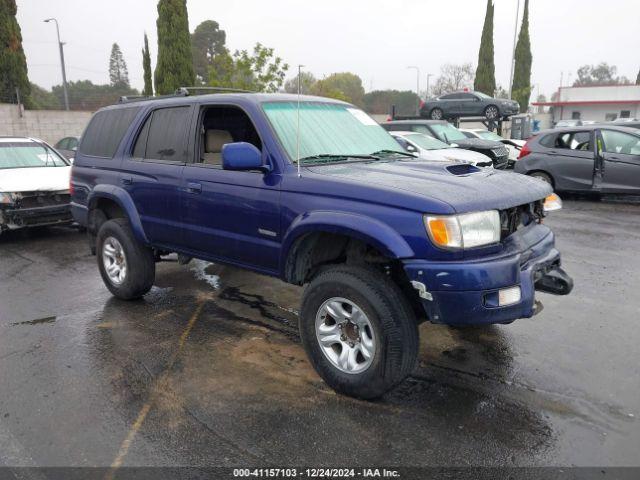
[514,125,640,194]
[420,91,519,121]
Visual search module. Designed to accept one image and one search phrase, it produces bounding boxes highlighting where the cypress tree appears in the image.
[512,0,532,112]
[154,0,195,95]
[142,33,153,96]
[109,43,129,88]
[0,0,30,104]
[636,68,639,85]
[473,0,496,96]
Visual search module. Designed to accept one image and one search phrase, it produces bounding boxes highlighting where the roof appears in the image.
[103,92,350,111]
[533,84,640,107]
[383,119,447,125]
[536,125,640,135]
[0,136,40,143]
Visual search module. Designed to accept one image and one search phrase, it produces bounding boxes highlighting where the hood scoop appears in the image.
[445,164,482,176]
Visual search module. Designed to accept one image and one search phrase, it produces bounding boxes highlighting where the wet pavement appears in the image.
[0,198,639,471]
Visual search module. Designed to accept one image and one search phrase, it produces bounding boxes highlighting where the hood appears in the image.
[421,148,492,165]
[307,160,551,213]
[0,166,71,193]
[451,138,503,150]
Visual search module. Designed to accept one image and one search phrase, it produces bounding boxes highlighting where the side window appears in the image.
[601,130,640,155]
[57,138,68,149]
[440,94,456,100]
[554,131,592,151]
[132,106,190,162]
[68,138,79,149]
[79,107,140,158]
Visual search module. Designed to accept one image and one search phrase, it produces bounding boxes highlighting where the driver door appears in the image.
[598,129,640,194]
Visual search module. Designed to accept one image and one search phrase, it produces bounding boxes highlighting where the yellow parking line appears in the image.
[104,301,205,480]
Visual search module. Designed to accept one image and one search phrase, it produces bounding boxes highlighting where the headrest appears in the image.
[205,130,233,152]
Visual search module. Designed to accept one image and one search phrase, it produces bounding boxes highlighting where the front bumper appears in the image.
[0,204,72,231]
[403,224,572,325]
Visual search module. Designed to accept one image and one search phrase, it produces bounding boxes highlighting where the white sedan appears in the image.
[460,128,526,164]
[0,137,73,233]
[389,131,494,168]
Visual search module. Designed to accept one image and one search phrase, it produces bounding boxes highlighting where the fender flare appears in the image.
[87,185,149,244]
[280,210,415,275]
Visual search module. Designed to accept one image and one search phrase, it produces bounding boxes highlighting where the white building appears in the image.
[533,84,640,123]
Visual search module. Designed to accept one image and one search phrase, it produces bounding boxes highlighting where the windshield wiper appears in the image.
[298,153,381,164]
[370,149,416,158]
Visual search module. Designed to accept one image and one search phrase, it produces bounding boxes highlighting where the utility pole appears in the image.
[426,73,434,99]
[44,18,69,111]
[508,0,521,99]
[407,66,420,115]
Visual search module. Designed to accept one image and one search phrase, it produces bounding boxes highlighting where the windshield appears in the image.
[403,133,451,150]
[262,102,401,163]
[476,130,504,141]
[428,123,467,142]
[0,142,68,169]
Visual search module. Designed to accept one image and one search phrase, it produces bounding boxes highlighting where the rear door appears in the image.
[438,93,462,116]
[120,104,194,249]
[540,130,596,191]
[458,93,481,115]
[599,129,640,193]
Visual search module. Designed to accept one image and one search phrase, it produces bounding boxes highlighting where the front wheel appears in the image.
[96,218,155,300]
[299,265,419,399]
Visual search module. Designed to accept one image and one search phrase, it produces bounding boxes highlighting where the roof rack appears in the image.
[118,86,256,105]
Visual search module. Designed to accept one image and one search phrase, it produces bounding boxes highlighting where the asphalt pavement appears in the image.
[0,197,638,475]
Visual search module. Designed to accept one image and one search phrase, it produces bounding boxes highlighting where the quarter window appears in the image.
[79,107,140,158]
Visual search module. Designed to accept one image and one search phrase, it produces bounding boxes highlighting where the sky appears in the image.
[16,0,640,100]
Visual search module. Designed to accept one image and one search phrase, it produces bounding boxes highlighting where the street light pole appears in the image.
[44,18,69,111]
[407,66,420,115]
[508,0,521,99]
[426,73,434,99]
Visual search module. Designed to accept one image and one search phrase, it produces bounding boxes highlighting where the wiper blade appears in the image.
[298,153,380,164]
[370,149,416,158]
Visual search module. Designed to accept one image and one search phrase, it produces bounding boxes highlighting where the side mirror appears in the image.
[222,142,270,172]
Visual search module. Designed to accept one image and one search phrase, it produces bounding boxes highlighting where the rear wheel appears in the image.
[299,265,419,399]
[430,108,444,120]
[96,218,155,300]
[529,171,553,187]
[484,105,499,120]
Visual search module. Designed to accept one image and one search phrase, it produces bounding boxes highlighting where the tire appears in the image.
[299,265,419,399]
[430,108,444,120]
[484,105,499,120]
[88,209,107,255]
[96,218,155,300]
[529,171,553,187]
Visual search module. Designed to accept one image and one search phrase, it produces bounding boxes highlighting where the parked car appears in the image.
[514,125,640,194]
[0,136,73,233]
[554,119,582,128]
[389,131,494,168]
[54,136,80,161]
[420,91,519,121]
[72,93,572,399]
[460,128,526,165]
[382,120,510,169]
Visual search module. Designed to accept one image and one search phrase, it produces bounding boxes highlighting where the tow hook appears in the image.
[535,267,573,295]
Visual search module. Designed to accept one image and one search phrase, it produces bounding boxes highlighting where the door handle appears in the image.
[121,177,133,185]
[187,182,202,194]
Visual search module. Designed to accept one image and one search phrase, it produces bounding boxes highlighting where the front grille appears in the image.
[491,146,509,158]
[500,201,545,240]
[17,192,70,209]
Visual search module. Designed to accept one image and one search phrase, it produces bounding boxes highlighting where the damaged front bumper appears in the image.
[403,223,573,326]
[0,191,72,232]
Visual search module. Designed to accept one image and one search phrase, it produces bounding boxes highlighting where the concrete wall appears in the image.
[0,104,92,145]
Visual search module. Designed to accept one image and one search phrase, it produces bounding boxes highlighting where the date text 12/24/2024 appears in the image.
[233,468,401,478]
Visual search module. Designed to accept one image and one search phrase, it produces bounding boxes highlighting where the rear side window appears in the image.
[79,107,140,158]
[132,106,190,162]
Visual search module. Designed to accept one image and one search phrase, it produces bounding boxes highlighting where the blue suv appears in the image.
[71,92,572,399]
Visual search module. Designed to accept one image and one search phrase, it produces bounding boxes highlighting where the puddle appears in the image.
[11,315,56,326]
[190,260,221,289]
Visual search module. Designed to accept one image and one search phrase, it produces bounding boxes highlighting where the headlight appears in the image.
[543,193,562,212]
[425,210,501,249]
[0,193,16,205]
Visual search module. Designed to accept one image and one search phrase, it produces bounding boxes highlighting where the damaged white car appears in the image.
[0,137,73,233]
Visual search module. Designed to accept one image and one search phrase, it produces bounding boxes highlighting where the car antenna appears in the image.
[296,64,304,178]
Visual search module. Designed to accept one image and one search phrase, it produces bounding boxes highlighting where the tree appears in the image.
[142,33,153,96]
[574,63,631,86]
[51,80,138,111]
[636,68,640,85]
[310,72,365,106]
[284,71,317,94]
[208,43,288,93]
[494,84,509,99]
[109,43,129,88]
[0,0,30,104]
[154,0,195,95]
[28,83,60,109]
[363,90,419,115]
[191,20,227,84]
[431,63,474,96]
[474,0,496,96]
[511,0,532,112]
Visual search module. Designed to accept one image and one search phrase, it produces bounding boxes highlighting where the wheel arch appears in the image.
[87,185,149,245]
